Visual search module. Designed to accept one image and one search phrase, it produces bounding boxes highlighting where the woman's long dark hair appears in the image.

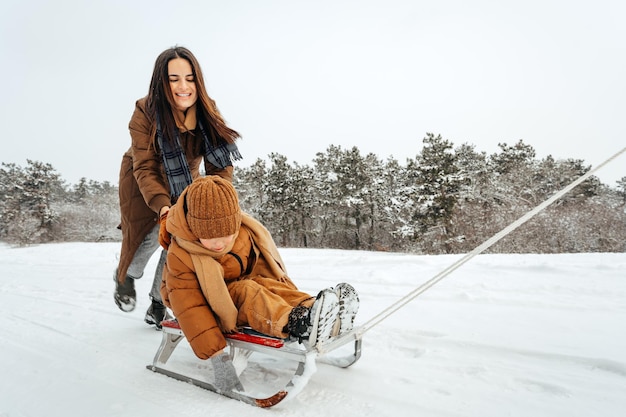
[145,46,240,148]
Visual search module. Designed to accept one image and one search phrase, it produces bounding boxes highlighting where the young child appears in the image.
[159,175,359,391]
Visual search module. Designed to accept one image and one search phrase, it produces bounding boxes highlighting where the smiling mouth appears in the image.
[176,93,191,97]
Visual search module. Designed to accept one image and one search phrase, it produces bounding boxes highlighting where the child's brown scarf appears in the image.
[174,237,238,332]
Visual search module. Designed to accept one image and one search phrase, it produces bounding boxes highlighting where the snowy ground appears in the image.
[0,242,624,417]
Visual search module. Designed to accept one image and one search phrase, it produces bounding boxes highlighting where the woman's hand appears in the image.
[158,208,171,250]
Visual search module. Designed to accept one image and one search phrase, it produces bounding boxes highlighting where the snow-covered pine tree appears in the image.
[407,133,462,254]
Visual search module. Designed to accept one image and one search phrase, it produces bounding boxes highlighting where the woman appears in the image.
[114,46,242,328]
[160,175,359,391]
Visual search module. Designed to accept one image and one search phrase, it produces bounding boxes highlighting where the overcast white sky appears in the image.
[1,0,624,186]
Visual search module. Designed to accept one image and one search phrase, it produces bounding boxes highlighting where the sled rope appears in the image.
[358,146,626,336]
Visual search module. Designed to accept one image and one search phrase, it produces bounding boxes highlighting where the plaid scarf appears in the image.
[157,114,242,200]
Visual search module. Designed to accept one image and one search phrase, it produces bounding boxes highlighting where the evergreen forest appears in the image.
[2,135,625,254]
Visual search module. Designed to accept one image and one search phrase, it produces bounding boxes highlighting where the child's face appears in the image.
[199,234,236,253]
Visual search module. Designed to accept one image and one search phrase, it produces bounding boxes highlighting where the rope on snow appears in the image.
[319,146,626,353]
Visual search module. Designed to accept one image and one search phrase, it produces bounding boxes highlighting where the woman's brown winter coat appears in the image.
[160,187,313,360]
[116,97,232,283]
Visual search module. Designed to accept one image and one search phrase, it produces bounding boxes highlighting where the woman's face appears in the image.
[199,234,236,253]
[168,58,197,111]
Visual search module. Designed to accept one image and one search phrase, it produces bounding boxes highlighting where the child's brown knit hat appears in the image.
[185,176,242,239]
